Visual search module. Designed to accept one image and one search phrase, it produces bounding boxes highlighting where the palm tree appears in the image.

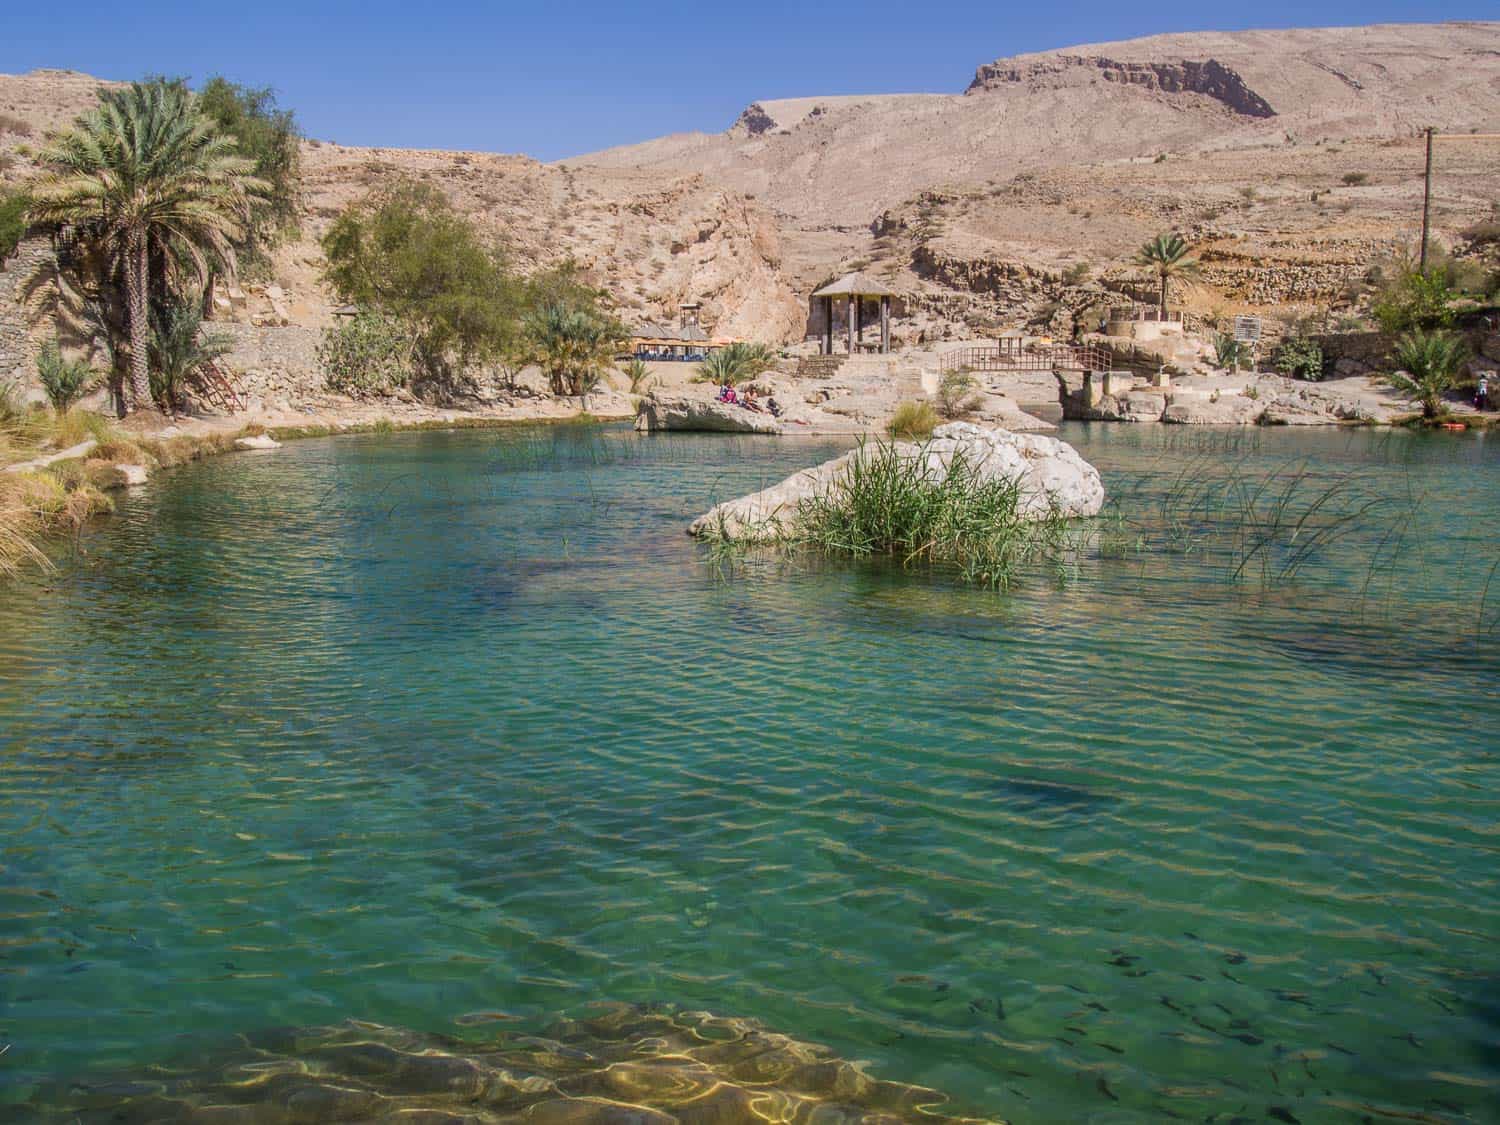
[26,80,265,412]
[696,342,776,388]
[150,301,235,415]
[525,303,627,400]
[1386,329,1469,419]
[1135,233,1201,320]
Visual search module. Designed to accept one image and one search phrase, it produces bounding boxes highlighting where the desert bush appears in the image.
[936,369,981,419]
[317,309,414,397]
[1341,172,1369,186]
[1273,333,1325,381]
[887,401,939,439]
[35,339,94,413]
[1386,329,1469,419]
[1062,261,1091,285]
[1463,220,1500,249]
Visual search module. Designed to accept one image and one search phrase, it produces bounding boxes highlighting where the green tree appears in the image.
[26,80,266,411]
[622,357,652,394]
[525,302,627,399]
[1386,329,1469,419]
[1134,233,1201,319]
[321,179,523,388]
[1213,333,1248,372]
[1372,266,1457,335]
[149,301,234,414]
[195,77,300,263]
[34,339,94,413]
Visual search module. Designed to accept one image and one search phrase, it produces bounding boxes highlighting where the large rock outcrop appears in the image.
[635,392,784,434]
[689,422,1103,541]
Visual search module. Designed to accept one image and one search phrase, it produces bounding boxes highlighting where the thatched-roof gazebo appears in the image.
[812,271,895,355]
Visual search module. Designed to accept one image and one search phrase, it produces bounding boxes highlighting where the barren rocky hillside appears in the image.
[3,21,1499,352]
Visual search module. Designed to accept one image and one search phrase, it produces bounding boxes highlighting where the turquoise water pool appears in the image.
[1,423,1496,1122]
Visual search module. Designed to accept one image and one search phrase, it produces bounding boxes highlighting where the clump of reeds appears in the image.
[886,401,939,440]
[0,469,114,576]
[786,439,1072,588]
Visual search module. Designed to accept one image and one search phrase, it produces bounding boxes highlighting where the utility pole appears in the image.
[1419,127,1434,273]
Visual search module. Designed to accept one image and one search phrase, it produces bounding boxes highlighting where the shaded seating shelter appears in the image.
[812,272,895,355]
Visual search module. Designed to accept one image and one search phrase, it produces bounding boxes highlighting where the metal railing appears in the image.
[939,341,1110,374]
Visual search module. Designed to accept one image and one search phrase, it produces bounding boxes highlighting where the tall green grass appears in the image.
[723,439,1076,589]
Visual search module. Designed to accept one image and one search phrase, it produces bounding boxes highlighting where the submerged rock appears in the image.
[27,1004,992,1124]
[688,422,1104,541]
[635,392,784,434]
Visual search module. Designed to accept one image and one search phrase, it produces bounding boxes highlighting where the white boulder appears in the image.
[235,433,282,450]
[689,422,1104,541]
[636,392,783,434]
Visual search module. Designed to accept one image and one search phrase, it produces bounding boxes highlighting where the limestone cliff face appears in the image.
[966,55,1276,119]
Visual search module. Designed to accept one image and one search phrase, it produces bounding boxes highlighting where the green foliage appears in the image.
[317,309,414,397]
[34,339,94,413]
[887,400,939,439]
[622,357,651,394]
[321,178,524,385]
[0,187,29,260]
[524,301,627,398]
[936,369,980,419]
[1372,265,1457,335]
[195,76,301,263]
[1135,232,1200,317]
[1213,333,1249,372]
[26,78,267,410]
[148,302,234,412]
[790,439,1071,588]
[1386,329,1469,419]
[1341,172,1369,186]
[695,342,776,387]
[1273,333,1325,381]
[1061,261,1091,285]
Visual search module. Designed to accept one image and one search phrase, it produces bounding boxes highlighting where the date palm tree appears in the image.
[525,303,627,400]
[1387,329,1469,419]
[1135,233,1201,320]
[26,80,265,412]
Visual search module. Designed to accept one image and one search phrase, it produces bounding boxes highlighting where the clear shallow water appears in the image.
[1,422,1497,1122]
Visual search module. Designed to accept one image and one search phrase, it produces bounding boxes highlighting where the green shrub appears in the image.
[317,309,414,397]
[1341,172,1369,186]
[1372,267,1456,334]
[887,401,939,439]
[0,188,29,261]
[195,76,301,262]
[35,339,94,413]
[1273,334,1325,381]
[149,303,234,413]
[936,369,981,419]
[1062,261,1091,285]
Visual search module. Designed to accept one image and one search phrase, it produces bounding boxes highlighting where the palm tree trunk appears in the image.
[125,229,151,411]
[1159,273,1169,320]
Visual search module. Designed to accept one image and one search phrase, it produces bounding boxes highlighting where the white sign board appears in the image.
[1233,315,1262,343]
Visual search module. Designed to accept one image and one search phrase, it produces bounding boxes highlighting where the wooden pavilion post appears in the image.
[856,295,864,348]
[823,295,833,355]
[880,296,890,354]
[846,294,855,355]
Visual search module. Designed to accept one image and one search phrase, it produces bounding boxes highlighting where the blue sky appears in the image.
[1,1,1490,160]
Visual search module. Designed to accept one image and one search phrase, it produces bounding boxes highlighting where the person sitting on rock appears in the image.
[741,389,765,413]
[1477,374,1490,412]
[717,384,738,405]
[766,396,783,418]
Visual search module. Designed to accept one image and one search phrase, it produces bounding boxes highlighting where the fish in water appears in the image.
[1085,1001,1110,1013]
[1225,952,1247,965]
[1268,1108,1301,1124]
[1225,1032,1265,1046]
[1098,1042,1125,1055]
[1108,954,1141,967]
[1184,931,1203,941]
[989,776,1115,817]
[1324,1041,1355,1056]
[1095,1076,1119,1101]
